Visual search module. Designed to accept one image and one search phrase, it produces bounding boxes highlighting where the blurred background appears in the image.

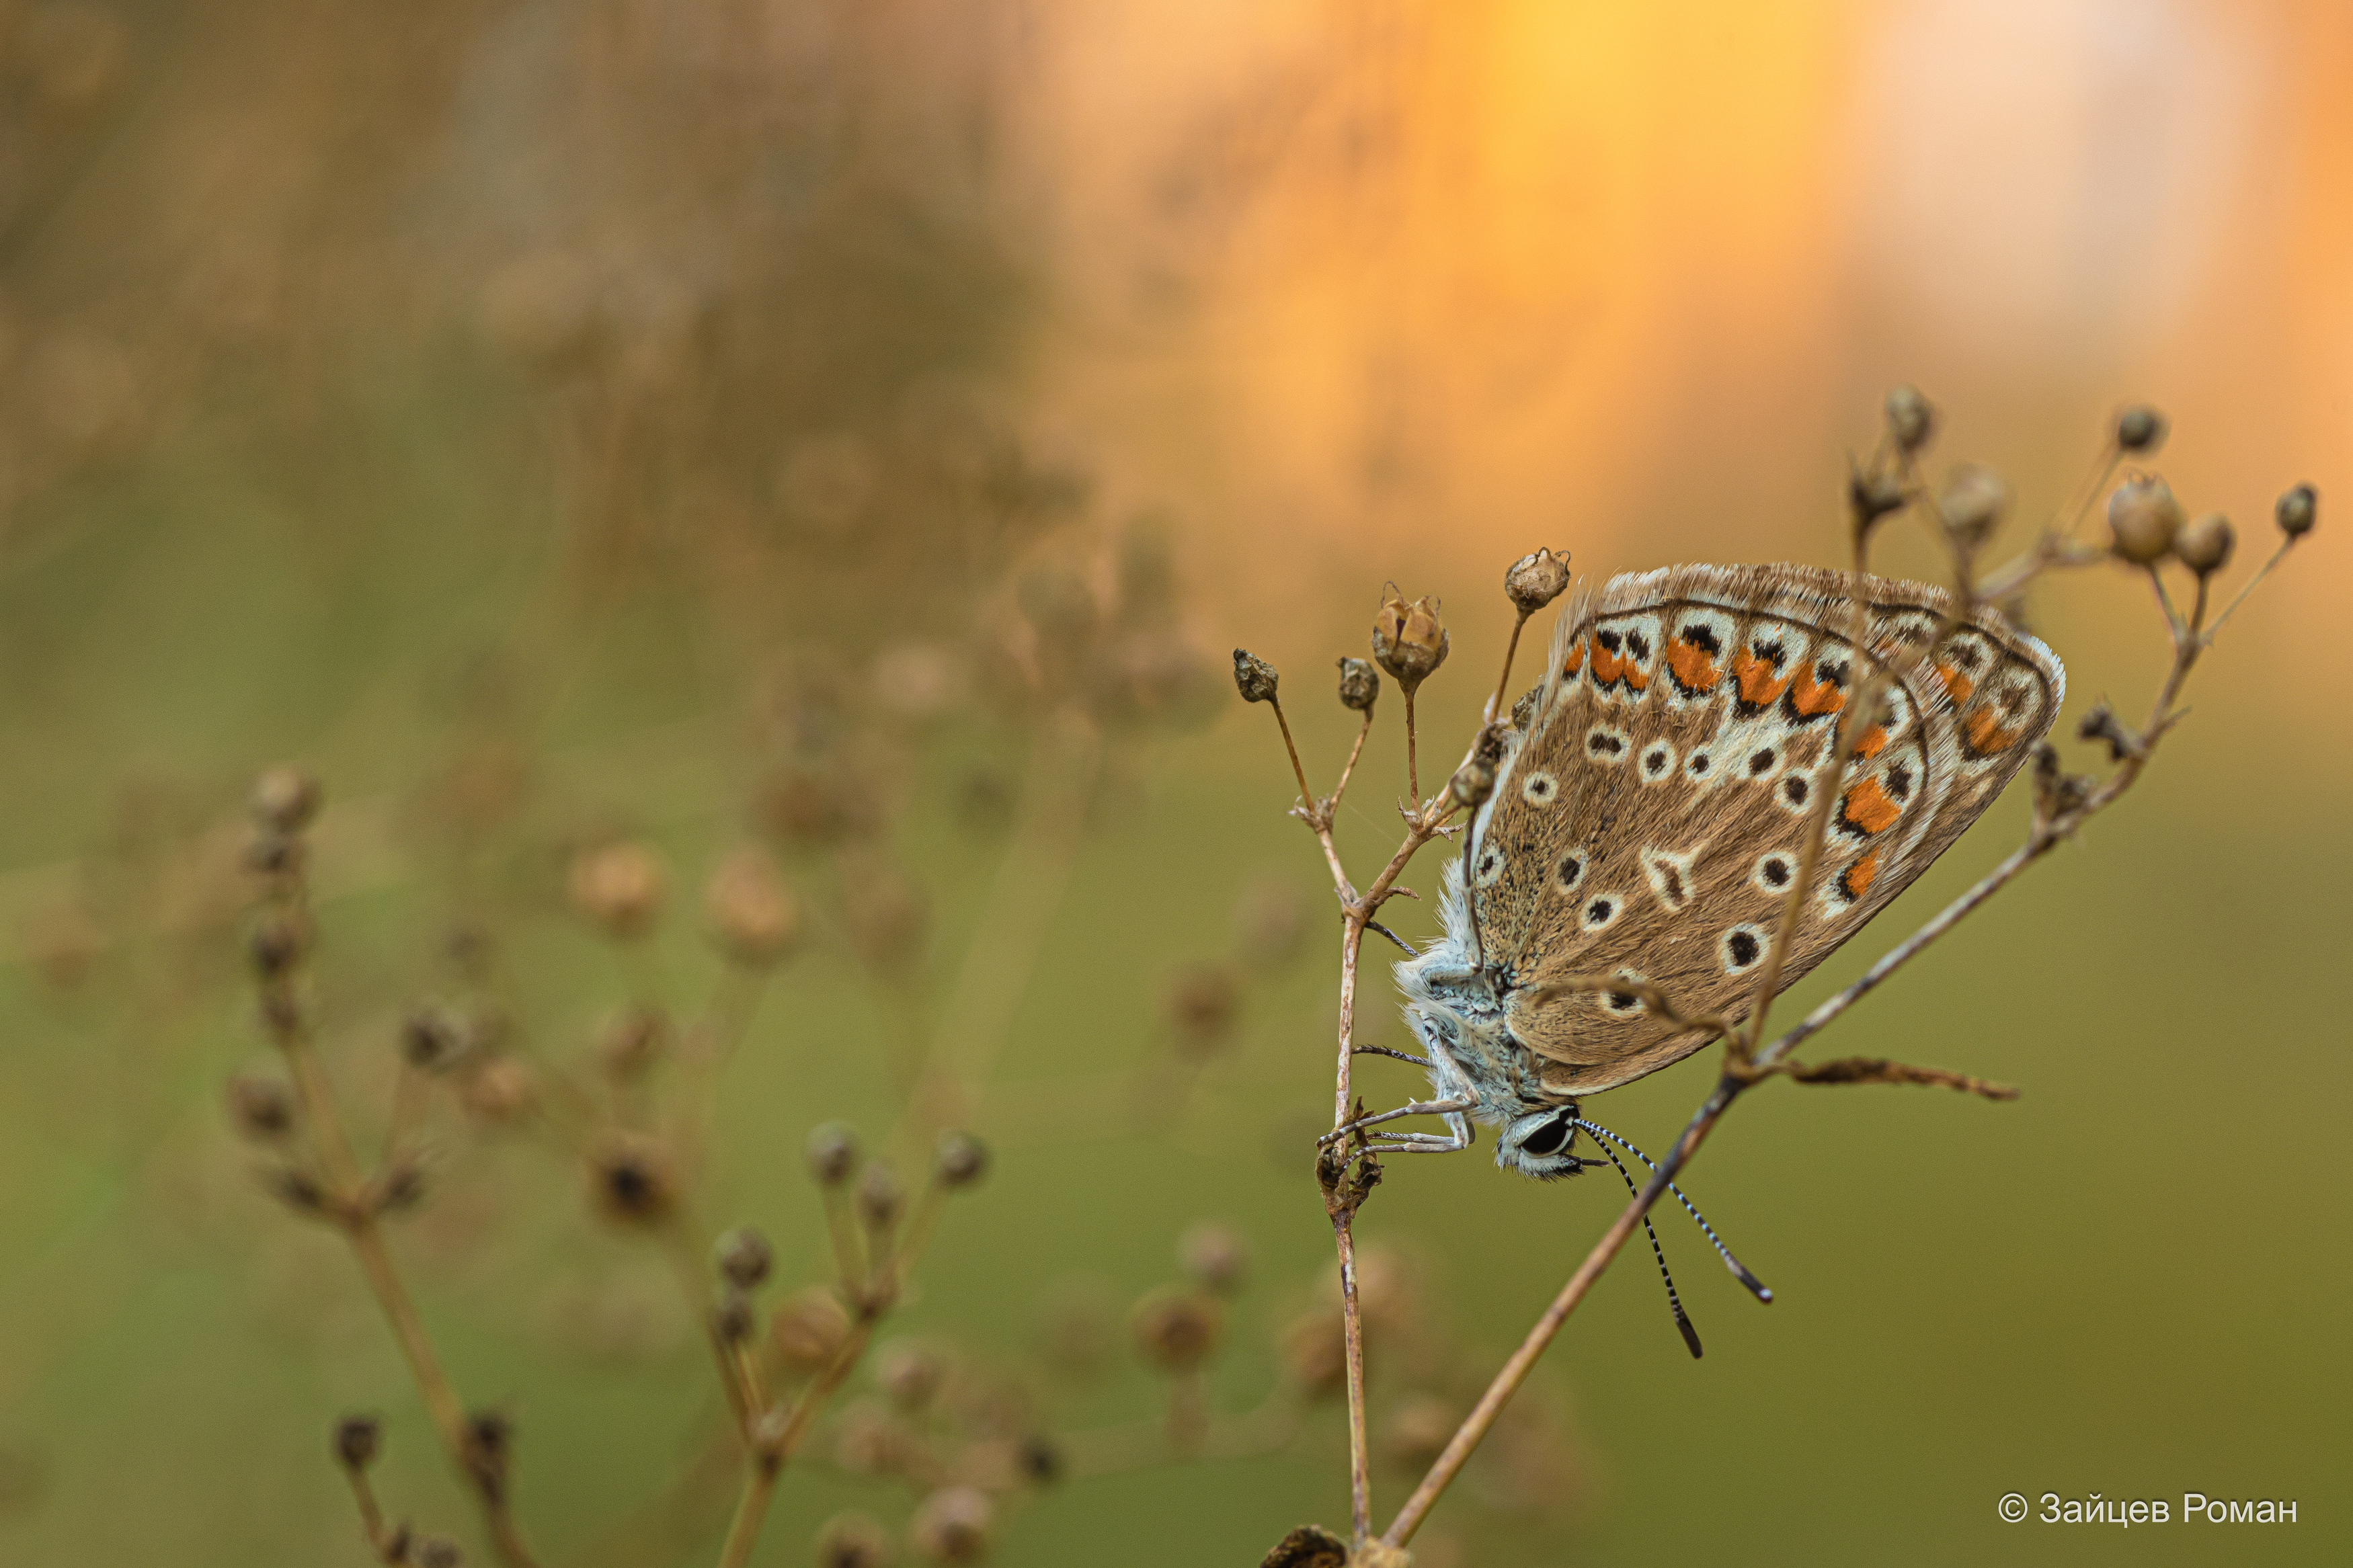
[0,0,2346,1563]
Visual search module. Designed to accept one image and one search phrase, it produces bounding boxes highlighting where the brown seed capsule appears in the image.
[2106,476,2182,565]
[1503,548,1572,614]
[1369,591,1449,696]
[1335,656,1381,714]
[2075,700,2137,762]
[769,1286,853,1374]
[934,1132,990,1190]
[703,845,802,967]
[2276,482,2318,538]
[875,1340,946,1413]
[1847,463,1907,533]
[588,1133,676,1227]
[401,1005,469,1072]
[246,910,312,979]
[807,1122,860,1188]
[1129,1286,1224,1370]
[814,1512,895,1568]
[463,1411,511,1494]
[1277,1309,1347,1399]
[597,1005,668,1083]
[333,1413,381,1471]
[567,840,668,939]
[2116,404,2167,454]
[249,766,321,833]
[1447,755,1497,811]
[714,1226,774,1291]
[1230,649,1279,704]
[1178,1221,1249,1295]
[413,1538,464,1568]
[1884,384,1936,454]
[843,872,928,970]
[1937,464,2010,555]
[460,1056,537,1125]
[267,1167,330,1217]
[713,1291,756,1345]
[2176,511,2235,576]
[374,1159,430,1215]
[1165,964,1240,1058]
[856,1160,905,1232]
[225,1073,295,1142]
[908,1485,995,1565]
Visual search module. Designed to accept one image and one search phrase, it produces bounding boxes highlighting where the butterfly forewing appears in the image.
[1468,563,2064,1094]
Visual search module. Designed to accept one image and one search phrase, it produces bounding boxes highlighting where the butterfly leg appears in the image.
[1316,1096,1476,1148]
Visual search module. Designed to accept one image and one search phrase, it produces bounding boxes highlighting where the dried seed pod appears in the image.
[713,1291,756,1345]
[1230,649,1279,704]
[2115,404,2167,454]
[588,1133,676,1227]
[1447,755,1496,811]
[249,766,321,833]
[770,1286,853,1374]
[807,1122,860,1188]
[1129,1286,1224,1371]
[875,1340,946,1413]
[463,1411,511,1495]
[1936,463,2010,556]
[703,845,802,967]
[413,1538,464,1568]
[2176,511,2235,577]
[225,1073,295,1142]
[2276,482,2318,538]
[597,1005,668,1083]
[714,1226,774,1291]
[1017,1436,1063,1485]
[2075,701,2137,762]
[1178,1221,1249,1295]
[1503,548,1571,614]
[332,1413,381,1471]
[815,1512,895,1568]
[460,1056,536,1125]
[1847,464,1907,533]
[1166,964,1240,1058]
[2106,476,2182,565]
[1883,384,1936,454]
[933,1132,990,1190]
[1277,1309,1347,1399]
[401,1005,469,1071]
[908,1486,995,1565]
[246,911,312,979]
[1369,591,1448,696]
[1334,656,1380,712]
[856,1161,905,1232]
[567,840,668,939]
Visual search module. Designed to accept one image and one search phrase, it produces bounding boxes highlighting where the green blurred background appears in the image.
[0,1,2346,1564]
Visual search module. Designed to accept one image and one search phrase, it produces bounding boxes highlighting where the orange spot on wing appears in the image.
[1963,707,2023,753]
[1786,661,1847,718]
[1590,642,1626,684]
[1666,640,1721,693]
[1838,777,1902,836]
[1562,636,1588,677]
[1936,661,1976,705]
[1732,650,1794,708]
[1853,725,1888,759]
[1839,849,1882,901]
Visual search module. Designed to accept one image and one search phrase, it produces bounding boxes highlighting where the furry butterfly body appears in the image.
[1388,563,2064,1178]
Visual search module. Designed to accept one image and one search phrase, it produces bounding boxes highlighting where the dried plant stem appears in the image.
[1403,690,1421,806]
[1330,708,1376,817]
[1488,610,1532,723]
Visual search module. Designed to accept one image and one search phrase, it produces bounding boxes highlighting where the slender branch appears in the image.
[1487,611,1531,723]
[1328,708,1376,818]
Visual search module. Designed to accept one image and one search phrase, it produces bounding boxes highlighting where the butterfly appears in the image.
[1353,563,2065,1182]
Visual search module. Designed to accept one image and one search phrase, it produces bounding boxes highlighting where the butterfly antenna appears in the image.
[1582,1134,1703,1359]
[1574,1118,1773,1304]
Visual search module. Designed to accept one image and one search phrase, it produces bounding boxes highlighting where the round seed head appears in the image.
[2176,511,2235,576]
[2276,482,2318,538]
[596,1005,668,1083]
[567,840,668,939]
[875,1340,946,1413]
[587,1132,676,1227]
[459,1056,537,1125]
[2115,404,2167,454]
[1447,755,1497,811]
[855,1160,904,1231]
[908,1486,994,1565]
[1936,463,2011,554]
[770,1286,853,1374]
[1503,547,1571,614]
[249,766,322,833]
[933,1131,990,1190]
[2106,475,2183,565]
[703,845,801,967]
[713,1291,755,1345]
[413,1538,463,1568]
[226,1073,296,1142]
[1277,1309,1347,1399]
[1178,1221,1249,1294]
[714,1226,774,1291]
[1883,384,1936,454]
[1334,656,1380,712]
[1230,648,1279,704]
[1130,1286,1224,1371]
[246,910,312,979]
[814,1512,895,1568]
[1369,591,1448,696]
[807,1122,861,1188]
[333,1413,381,1471]
[401,1004,469,1071]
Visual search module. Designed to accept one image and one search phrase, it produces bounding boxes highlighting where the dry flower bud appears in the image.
[249,766,321,833]
[1447,755,1497,811]
[908,1486,995,1564]
[588,1133,676,1227]
[1018,1436,1063,1485]
[2115,404,2167,454]
[464,1411,511,1495]
[2176,511,2235,576]
[1130,1286,1223,1371]
[713,1291,755,1345]
[1503,548,1571,614]
[815,1512,895,1568]
[567,840,668,939]
[246,911,312,979]
[1370,591,1449,696]
[844,874,928,970]
[460,1056,537,1125]
[1936,464,2010,555]
[267,1167,330,1217]
[2106,476,2182,565]
[1277,1309,1347,1398]
[374,1159,430,1216]
[934,1131,990,1190]
[856,1161,905,1232]
[1178,1221,1249,1294]
[770,1286,853,1374]
[875,1340,946,1412]
[807,1122,861,1188]
[2276,482,2318,538]
[1334,656,1380,712]
[226,1073,295,1142]
[333,1413,381,1471]
[245,828,303,876]
[704,846,801,967]
[1847,463,1907,534]
[2075,701,2137,762]
[1230,648,1279,704]
[413,1538,464,1568]
[401,1005,469,1071]
[597,1006,668,1083]
[1884,384,1936,454]
[715,1226,774,1291]
[1166,964,1240,1058]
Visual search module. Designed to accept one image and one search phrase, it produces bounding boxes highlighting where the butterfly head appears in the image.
[1497,1101,1588,1182]
[1398,944,1585,1180]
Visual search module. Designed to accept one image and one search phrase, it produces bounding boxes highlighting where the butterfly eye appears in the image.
[1519,1113,1572,1157]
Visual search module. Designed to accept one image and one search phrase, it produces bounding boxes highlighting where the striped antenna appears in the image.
[1574,1118,1773,1304]
[1580,1134,1702,1358]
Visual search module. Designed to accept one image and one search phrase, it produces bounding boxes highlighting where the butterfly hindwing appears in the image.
[1464,563,2064,1095]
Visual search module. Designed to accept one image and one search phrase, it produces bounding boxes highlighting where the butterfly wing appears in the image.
[1462,563,2064,1095]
